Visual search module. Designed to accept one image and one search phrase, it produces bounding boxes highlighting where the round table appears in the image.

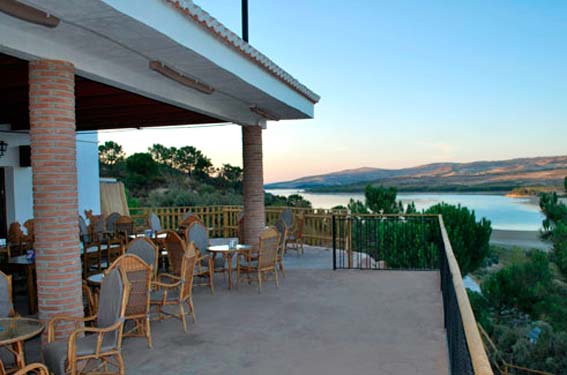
[0,318,44,371]
[207,244,252,290]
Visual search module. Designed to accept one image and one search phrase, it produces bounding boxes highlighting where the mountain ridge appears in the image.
[265,155,567,192]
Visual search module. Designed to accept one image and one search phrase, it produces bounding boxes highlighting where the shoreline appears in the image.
[490,229,550,251]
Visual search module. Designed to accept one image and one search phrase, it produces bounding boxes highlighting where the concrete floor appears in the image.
[15,246,449,375]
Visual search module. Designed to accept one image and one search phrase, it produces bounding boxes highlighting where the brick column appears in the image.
[242,126,265,245]
[29,60,83,340]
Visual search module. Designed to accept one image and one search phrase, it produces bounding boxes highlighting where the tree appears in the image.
[564,176,567,193]
[148,144,176,168]
[365,185,400,213]
[426,203,492,274]
[98,141,125,165]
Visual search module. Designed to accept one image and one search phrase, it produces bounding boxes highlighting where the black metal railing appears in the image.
[332,214,441,270]
[331,214,492,375]
[439,232,474,374]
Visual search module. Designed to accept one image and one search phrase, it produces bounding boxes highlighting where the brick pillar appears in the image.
[242,126,265,245]
[29,60,83,340]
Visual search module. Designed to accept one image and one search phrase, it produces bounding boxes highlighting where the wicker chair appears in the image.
[178,213,203,235]
[105,213,121,234]
[279,208,293,230]
[286,214,305,256]
[82,281,95,320]
[79,216,102,276]
[88,214,122,270]
[13,363,50,375]
[163,231,186,276]
[106,254,153,348]
[43,267,130,375]
[126,238,159,279]
[113,216,134,246]
[150,245,197,332]
[237,227,280,293]
[274,219,288,278]
[0,271,20,373]
[7,222,30,257]
[185,222,215,293]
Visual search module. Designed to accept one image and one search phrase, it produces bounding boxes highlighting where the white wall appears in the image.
[77,132,101,216]
[0,128,101,226]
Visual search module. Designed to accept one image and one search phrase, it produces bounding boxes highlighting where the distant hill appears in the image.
[265,156,567,193]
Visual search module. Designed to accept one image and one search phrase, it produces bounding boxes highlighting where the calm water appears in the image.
[266,189,544,231]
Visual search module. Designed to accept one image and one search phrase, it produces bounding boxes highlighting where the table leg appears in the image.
[226,253,233,290]
[25,265,37,315]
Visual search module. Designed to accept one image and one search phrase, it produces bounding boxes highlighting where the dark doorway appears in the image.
[0,168,7,238]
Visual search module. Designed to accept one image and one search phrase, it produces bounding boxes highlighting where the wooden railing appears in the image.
[129,205,345,247]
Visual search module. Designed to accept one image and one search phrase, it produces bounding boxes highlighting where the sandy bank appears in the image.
[490,229,551,250]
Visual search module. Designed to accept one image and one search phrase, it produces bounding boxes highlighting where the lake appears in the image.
[266,189,544,231]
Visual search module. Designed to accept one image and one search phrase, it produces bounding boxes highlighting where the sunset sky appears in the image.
[99,1,567,183]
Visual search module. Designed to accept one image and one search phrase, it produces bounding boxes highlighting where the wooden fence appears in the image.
[129,205,345,247]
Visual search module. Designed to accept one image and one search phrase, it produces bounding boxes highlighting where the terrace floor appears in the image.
[17,246,449,374]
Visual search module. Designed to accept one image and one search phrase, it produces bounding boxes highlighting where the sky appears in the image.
[99,1,567,183]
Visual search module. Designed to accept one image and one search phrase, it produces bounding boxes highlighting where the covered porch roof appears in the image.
[0,0,319,129]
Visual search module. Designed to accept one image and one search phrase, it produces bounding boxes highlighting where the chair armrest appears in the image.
[67,319,123,359]
[152,277,182,289]
[48,315,97,343]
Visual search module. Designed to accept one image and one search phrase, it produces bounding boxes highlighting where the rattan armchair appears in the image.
[279,208,293,230]
[113,216,134,246]
[0,271,20,373]
[185,222,217,293]
[178,213,203,235]
[286,214,305,256]
[274,219,288,278]
[126,238,159,279]
[13,363,49,375]
[237,227,280,293]
[43,267,130,375]
[163,231,186,276]
[106,254,153,348]
[150,245,197,332]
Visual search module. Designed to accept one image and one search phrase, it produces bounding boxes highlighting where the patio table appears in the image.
[8,255,36,314]
[0,317,44,371]
[86,272,104,287]
[207,244,252,290]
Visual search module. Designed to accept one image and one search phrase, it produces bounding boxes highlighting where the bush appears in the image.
[426,203,492,275]
[482,251,552,316]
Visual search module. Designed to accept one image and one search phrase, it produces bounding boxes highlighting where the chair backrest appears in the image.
[0,271,14,318]
[114,215,134,238]
[7,222,23,244]
[237,211,245,243]
[295,214,305,237]
[181,211,193,221]
[78,216,90,243]
[23,219,34,243]
[147,212,162,232]
[164,231,187,275]
[126,238,158,275]
[274,219,287,254]
[186,221,208,255]
[279,208,293,229]
[179,245,197,302]
[180,214,202,229]
[257,227,280,269]
[106,254,152,317]
[97,267,130,347]
[106,212,121,232]
[88,215,106,242]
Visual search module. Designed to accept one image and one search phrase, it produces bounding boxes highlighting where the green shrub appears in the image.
[426,203,492,275]
[482,251,552,317]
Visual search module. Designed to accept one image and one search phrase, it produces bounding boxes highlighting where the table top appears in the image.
[207,244,252,253]
[9,255,34,265]
[87,273,104,285]
[0,318,44,345]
